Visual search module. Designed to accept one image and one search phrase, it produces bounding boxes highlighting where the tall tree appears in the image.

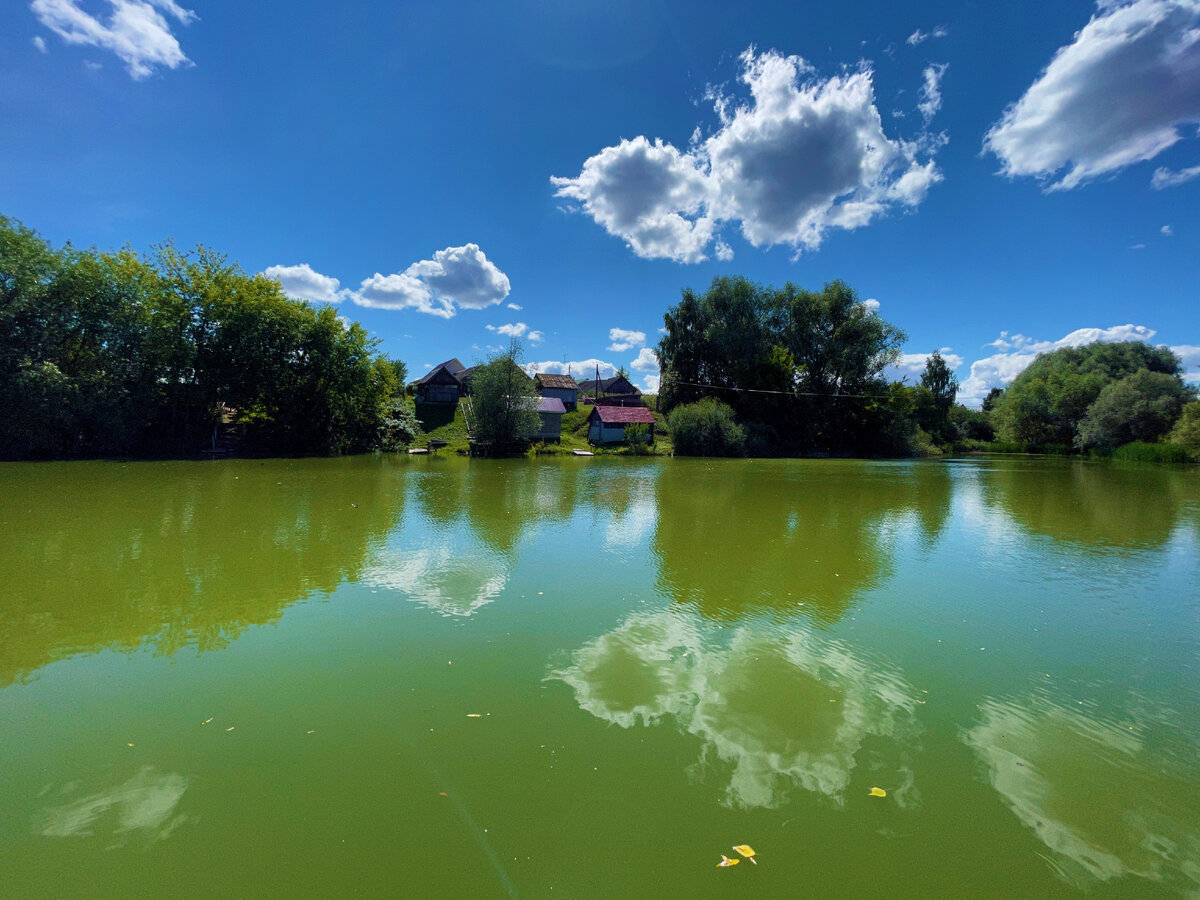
[917,351,958,442]
[469,340,541,448]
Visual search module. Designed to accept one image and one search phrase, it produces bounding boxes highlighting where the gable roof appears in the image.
[591,405,656,425]
[577,376,640,395]
[535,373,578,391]
[415,358,466,386]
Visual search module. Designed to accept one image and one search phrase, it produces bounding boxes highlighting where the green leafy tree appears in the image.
[1075,369,1194,449]
[993,341,1183,447]
[1167,401,1200,456]
[656,276,903,453]
[469,340,541,448]
[916,351,958,442]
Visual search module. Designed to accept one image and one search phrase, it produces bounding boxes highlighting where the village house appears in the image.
[534,373,579,410]
[587,405,656,444]
[576,375,642,406]
[414,358,466,404]
[530,396,567,440]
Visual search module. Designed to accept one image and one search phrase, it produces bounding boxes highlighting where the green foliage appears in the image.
[992,341,1183,447]
[1112,441,1192,463]
[1167,401,1200,456]
[668,397,747,457]
[949,404,995,441]
[917,352,958,442]
[656,276,904,454]
[0,215,405,459]
[1075,369,1193,449]
[623,421,652,454]
[376,398,422,451]
[469,341,541,448]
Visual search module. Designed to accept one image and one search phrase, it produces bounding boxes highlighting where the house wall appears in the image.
[534,412,563,440]
[539,387,578,408]
[419,384,459,404]
[588,422,649,444]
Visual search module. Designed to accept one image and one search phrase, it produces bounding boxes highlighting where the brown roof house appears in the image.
[576,375,642,406]
[587,405,656,444]
[534,373,579,410]
[414,358,466,404]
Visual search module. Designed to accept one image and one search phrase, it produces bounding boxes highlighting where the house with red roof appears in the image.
[586,404,656,444]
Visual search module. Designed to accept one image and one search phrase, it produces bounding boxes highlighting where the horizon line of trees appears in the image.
[656,275,1198,459]
[1,215,417,460]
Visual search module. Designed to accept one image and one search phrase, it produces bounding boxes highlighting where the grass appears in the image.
[1111,441,1193,463]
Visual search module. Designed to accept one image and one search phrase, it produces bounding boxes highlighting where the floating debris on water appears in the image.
[717,855,740,867]
[225,727,236,732]
[732,845,757,864]
[201,718,213,725]
[869,787,887,798]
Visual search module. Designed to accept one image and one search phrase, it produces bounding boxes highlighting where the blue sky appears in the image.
[3,0,1198,404]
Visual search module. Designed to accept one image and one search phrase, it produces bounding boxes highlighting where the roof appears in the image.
[591,405,656,425]
[415,358,466,385]
[577,376,641,395]
[535,397,567,414]
[535,373,578,391]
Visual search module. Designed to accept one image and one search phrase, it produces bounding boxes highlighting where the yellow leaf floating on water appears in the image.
[732,845,757,864]
[467,714,482,718]
[869,787,887,797]
[226,726,236,732]
[717,855,740,868]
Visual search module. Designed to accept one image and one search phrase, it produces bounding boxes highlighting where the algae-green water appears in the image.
[1,455,1198,898]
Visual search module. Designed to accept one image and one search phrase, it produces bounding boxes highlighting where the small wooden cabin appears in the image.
[587,405,656,444]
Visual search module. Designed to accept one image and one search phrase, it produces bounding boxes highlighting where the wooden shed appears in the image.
[587,405,656,444]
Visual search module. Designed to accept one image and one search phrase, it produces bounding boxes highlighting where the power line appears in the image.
[666,379,885,400]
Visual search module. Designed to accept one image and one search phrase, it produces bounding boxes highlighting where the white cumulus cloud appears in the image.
[523,358,617,381]
[631,347,660,372]
[263,263,345,304]
[527,330,544,344]
[984,0,1200,191]
[552,47,944,262]
[351,244,510,318]
[31,0,196,80]
[1171,344,1200,380]
[608,327,646,352]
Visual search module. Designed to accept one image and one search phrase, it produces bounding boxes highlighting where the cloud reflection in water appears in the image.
[37,767,190,848]
[551,610,920,808]
[964,696,1200,892]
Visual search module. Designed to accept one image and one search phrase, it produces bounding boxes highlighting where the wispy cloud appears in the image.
[31,0,197,79]
[906,25,948,46]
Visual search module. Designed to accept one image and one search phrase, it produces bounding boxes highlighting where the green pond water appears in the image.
[1,455,1198,898]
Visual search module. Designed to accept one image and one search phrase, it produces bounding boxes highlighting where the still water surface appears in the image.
[1,456,1198,897]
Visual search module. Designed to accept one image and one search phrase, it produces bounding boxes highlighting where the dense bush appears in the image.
[668,398,746,457]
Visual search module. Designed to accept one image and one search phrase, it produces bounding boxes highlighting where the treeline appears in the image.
[657,276,1198,459]
[1,216,417,460]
